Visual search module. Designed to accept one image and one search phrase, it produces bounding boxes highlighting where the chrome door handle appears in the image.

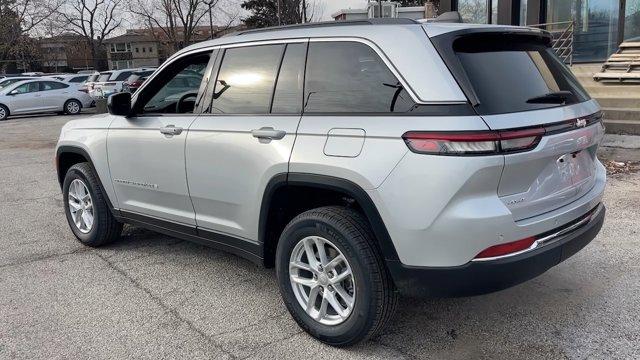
[160,125,183,136]
[251,127,286,140]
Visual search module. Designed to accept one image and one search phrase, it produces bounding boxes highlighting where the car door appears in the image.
[6,82,42,114]
[186,41,307,241]
[39,81,70,110]
[107,50,216,226]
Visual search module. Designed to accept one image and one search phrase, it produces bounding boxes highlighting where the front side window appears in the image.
[138,53,210,114]
[211,44,284,114]
[12,82,39,94]
[304,42,414,113]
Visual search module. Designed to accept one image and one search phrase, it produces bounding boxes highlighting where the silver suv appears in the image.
[55,19,606,346]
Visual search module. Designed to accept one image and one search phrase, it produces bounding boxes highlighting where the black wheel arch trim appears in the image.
[56,145,118,216]
[259,172,400,262]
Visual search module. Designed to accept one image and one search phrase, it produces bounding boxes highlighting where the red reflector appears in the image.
[474,237,536,259]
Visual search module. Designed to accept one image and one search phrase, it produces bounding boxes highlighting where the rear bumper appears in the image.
[387,204,605,297]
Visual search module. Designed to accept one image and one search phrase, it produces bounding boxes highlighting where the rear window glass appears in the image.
[98,73,111,82]
[453,35,590,115]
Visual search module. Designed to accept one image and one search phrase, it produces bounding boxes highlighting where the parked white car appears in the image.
[0,79,93,120]
[49,74,92,88]
[89,68,156,99]
[0,77,38,90]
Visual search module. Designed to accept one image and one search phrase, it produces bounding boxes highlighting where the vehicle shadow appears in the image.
[98,225,612,358]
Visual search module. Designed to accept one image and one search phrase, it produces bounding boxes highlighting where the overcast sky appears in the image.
[321,0,369,19]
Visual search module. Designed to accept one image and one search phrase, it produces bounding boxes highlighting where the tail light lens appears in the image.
[78,88,89,93]
[403,128,545,156]
[474,237,536,259]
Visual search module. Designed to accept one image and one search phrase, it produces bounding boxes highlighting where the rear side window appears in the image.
[452,34,590,115]
[303,42,414,113]
[70,76,88,83]
[98,73,111,82]
[40,81,69,90]
[212,44,284,114]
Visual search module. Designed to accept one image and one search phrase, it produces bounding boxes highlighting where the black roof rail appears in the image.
[230,18,420,37]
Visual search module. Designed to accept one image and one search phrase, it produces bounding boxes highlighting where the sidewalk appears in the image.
[600,134,640,162]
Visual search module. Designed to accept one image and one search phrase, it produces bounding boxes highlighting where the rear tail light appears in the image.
[403,127,544,156]
[474,237,536,259]
[79,88,89,93]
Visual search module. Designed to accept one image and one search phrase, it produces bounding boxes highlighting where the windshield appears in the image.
[98,73,112,82]
[451,34,590,115]
[0,78,29,89]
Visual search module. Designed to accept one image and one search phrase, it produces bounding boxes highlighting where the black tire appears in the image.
[0,104,9,121]
[63,162,122,246]
[64,99,82,115]
[276,206,398,346]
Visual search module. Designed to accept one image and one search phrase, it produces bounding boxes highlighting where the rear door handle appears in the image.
[160,125,183,136]
[251,127,286,140]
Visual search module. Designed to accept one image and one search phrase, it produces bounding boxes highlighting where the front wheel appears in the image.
[63,162,122,246]
[64,99,82,115]
[0,105,9,121]
[276,206,398,346]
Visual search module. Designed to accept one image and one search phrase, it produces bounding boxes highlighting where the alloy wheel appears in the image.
[68,179,94,234]
[0,107,6,120]
[289,236,356,325]
[67,101,81,114]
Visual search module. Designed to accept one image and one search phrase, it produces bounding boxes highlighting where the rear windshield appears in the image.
[451,34,590,115]
[98,73,112,82]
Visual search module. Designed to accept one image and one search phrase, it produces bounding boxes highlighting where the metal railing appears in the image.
[529,21,575,66]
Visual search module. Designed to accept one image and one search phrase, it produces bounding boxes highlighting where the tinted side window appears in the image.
[139,53,211,114]
[271,43,307,114]
[115,72,133,81]
[13,82,39,94]
[70,76,88,83]
[41,82,68,91]
[211,44,284,114]
[304,42,414,113]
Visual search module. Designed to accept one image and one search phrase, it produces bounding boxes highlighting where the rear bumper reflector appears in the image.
[472,204,603,262]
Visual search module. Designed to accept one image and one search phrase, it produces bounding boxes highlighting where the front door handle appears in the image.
[160,125,183,136]
[251,127,286,140]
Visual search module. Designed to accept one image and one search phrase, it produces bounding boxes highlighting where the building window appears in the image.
[136,48,139,53]
[149,47,153,53]
[111,43,131,53]
[143,47,146,53]
[625,0,640,41]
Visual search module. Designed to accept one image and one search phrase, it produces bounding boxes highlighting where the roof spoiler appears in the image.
[429,11,462,23]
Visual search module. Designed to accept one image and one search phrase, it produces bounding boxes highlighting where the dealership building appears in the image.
[333,1,640,63]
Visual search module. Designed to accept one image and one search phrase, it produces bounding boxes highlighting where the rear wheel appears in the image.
[63,162,122,246]
[276,206,398,346]
[0,105,8,121]
[64,99,82,115]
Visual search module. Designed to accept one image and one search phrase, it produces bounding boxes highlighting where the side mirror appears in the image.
[8,90,19,96]
[108,92,132,116]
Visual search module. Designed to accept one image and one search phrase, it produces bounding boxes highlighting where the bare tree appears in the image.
[56,0,123,69]
[0,0,61,72]
[130,0,240,53]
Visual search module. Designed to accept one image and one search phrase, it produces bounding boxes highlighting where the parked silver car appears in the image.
[0,79,93,120]
[55,18,606,345]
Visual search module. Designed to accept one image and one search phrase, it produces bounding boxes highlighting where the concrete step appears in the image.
[604,119,640,135]
[602,107,640,121]
[595,97,640,108]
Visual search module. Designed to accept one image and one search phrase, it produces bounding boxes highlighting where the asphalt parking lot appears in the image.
[0,114,639,359]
